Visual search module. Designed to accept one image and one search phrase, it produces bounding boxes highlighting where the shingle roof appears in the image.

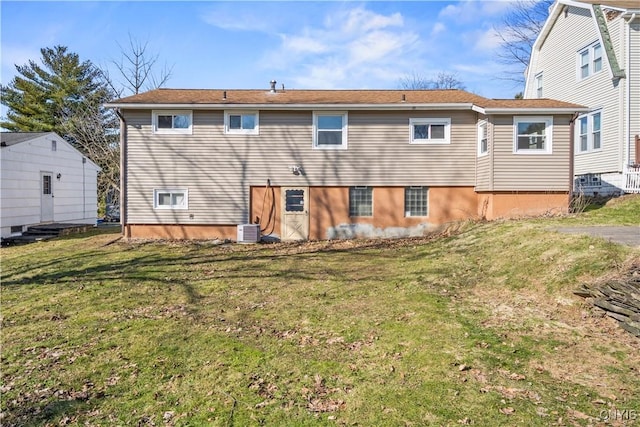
[0,132,52,147]
[110,88,490,106]
[482,98,585,109]
[107,88,585,111]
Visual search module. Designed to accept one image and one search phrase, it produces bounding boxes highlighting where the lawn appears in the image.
[1,196,639,426]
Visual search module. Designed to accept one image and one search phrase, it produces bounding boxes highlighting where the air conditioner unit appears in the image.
[237,224,261,243]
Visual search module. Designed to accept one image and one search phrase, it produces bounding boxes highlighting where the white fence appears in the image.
[624,166,640,193]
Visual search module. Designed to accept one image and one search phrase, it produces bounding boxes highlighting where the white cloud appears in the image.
[339,8,404,33]
[472,28,504,52]
[281,35,328,54]
[431,22,446,36]
[438,0,515,23]
[200,4,281,33]
[260,6,421,89]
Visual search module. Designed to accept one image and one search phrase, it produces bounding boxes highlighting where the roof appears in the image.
[571,0,640,11]
[482,98,586,109]
[106,88,587,113]
[0,132,52,147]
[108,88,490,106]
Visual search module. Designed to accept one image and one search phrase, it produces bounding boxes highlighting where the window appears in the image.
[576,111,602,153]
[314,112,347,149]
[410,118,451,144]
[225,111,259,135]
[152,111,192,134]
[513,116,553,154]
[284,189,304,212]
[478,120,488,156]
[578,43,603,80]
[154,189,188,209]
[535,72,543,98]
[405,187,428,217]
[51,140,57,151]
[42,175,52,195]
[349,186,372,217]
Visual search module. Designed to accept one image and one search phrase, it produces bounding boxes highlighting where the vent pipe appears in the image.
[223,90,227,100]
[270,80,277,93]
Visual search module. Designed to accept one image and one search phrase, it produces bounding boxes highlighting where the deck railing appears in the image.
[624,165,640,193]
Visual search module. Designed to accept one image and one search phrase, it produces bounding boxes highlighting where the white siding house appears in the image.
[1,132,101,239]
[524,0,640,195]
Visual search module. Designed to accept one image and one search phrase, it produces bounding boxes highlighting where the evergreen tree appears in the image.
[0,45,110,134]
[1,45,118,214]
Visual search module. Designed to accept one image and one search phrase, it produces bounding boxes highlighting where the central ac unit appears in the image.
[237,224,261,243]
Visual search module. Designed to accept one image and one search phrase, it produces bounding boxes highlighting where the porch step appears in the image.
[22,223,94,237]
[2,223,95,246]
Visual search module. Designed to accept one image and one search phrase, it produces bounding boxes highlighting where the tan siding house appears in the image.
[107,88,585,241]
[524,0,640,195]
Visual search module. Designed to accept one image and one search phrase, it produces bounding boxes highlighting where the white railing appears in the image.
[624,165,640,193]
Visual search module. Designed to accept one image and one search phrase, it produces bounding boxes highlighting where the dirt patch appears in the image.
[467,259,640,398]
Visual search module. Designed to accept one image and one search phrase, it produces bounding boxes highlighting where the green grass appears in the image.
[2,196,640,426]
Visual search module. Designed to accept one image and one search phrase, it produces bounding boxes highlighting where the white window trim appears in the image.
[535,72,543,98]
[576,110,603,154]
[513,116,553,155]
[577,42,603,81]
[224,111,259,135]
[477,120,488,157]
[313,111,348,150]
[152,110,193,135]
[409,118,451,145]
[154,188,189,210]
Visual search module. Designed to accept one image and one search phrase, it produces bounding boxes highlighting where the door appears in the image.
[281,187,309,241]
[41,172,54,222]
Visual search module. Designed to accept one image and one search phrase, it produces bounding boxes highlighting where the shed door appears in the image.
[281,187,309,241]
[41,172,54,222]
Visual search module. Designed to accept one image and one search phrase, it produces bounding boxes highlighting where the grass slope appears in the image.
[1,196,639,426]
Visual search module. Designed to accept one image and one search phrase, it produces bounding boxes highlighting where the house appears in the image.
[0,132,101,239]
[105,86,586,241]
[524,0,640,195]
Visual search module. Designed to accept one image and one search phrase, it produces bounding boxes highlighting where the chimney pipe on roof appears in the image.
[270,80,277,93]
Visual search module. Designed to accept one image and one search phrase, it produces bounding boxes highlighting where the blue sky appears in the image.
[1,1,526,101]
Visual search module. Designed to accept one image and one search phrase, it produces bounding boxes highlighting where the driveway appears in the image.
[555,226,640,247]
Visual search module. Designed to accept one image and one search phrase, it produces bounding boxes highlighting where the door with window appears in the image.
[41,172,54,222]
[281,187,309,241]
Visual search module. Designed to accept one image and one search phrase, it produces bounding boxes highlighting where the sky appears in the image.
[0,0,528,102]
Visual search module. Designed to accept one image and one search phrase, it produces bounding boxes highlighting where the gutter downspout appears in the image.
[626,14,636,175]
[569,113,579,207]
[114,108,128,238]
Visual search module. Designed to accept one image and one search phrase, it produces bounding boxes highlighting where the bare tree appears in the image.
[399,71,466,90]
[63,83,121,213]
[111,34,173,95]
[494,0,553,84]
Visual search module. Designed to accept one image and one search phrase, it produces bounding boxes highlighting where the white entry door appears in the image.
[41,172,54,222]
[281,187,309,241]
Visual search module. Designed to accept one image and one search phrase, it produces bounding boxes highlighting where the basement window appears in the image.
[349,186,372,217]
[405,187,428,217]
